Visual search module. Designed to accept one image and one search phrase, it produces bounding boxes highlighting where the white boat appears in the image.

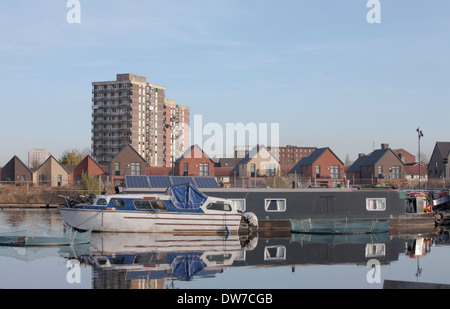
[59,183,258,234]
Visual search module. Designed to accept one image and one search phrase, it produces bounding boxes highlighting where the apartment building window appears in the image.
[330,166,340,179]
[131,163,141,176]
[199,163,209,176]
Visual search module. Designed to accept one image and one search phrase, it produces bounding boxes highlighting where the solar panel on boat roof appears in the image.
[194,177,219,188]
[171,176,196,185]
[125,176,150,188]
[148,176,172,188]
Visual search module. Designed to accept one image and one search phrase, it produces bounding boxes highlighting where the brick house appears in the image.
[393,148,416,164]
[33,155,70,187]
[427,142,450,179]
[70,155,106,184]
[109,144,146,185]
[174,145,215,176]
[346,144,405,186]
[1,156,33,183]
[288,147,345,187]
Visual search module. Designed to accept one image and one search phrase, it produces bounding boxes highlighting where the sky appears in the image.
[0,0,449,166]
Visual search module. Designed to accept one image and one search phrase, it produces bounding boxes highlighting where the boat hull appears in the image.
[290,218,390,234]
[59,208,242,234]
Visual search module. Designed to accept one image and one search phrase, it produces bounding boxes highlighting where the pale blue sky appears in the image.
[1,0,449,166]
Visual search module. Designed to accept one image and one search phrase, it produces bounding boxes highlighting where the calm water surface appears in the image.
[1,209,450,289]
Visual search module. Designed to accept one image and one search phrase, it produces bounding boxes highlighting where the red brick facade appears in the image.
[174,145,215,177]
[289,148,345,187]
[70,155,106,182]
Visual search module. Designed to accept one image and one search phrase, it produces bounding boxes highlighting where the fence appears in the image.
[0,178,108,205]
[226,175,450,190]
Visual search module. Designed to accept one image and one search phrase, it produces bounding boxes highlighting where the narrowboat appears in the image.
[58,183,258,234]
[200,187,441,234]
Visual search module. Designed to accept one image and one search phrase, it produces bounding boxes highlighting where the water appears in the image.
[1,209,450,289]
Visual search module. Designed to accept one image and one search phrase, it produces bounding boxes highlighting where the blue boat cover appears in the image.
[171,255,206,281]
[169,183,208,210]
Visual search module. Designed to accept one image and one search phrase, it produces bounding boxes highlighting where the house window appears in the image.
[131,162,141,176]
[266,164,276,177]
[315,165,321,178]
[57,175,62,187]
[183,163,189,176]
[250,164,256,177]
[115,162,120,176]
[265,199,286,212]
[392,166,401,179]
[39,174,47,186]
[199,163,209,176]
[377,166,383,179]
[330,166,340,179]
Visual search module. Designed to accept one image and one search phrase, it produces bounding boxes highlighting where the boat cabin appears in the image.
[72,183,237,214]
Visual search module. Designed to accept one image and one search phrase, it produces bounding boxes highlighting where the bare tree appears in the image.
[417,152,429,165]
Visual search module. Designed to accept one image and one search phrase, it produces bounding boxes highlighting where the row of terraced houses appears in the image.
[2,141,450,188]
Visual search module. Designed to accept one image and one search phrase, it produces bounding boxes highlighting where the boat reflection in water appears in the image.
[74,233,256,289]
[62,228,441,289]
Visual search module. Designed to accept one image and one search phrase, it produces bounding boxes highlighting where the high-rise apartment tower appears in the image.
[91,73,189,167]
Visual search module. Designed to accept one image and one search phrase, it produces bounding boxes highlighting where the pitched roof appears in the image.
[72,155,106,174]
[175,145,214,163]
[435,142,450,158]
[6,156,33,175]
[110,144,146,163]
[35,155,71,173]
[237,145,279,165]
[288,147,342,174]
[214,166,234,176]
[404,164,428,176]
[346,148,390,173]
[217,158,236,167]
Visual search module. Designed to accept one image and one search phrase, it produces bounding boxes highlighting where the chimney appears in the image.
[358,153,365,158]
[381,143,389,149]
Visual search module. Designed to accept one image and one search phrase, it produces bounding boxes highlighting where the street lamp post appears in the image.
[417,127,423,190]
